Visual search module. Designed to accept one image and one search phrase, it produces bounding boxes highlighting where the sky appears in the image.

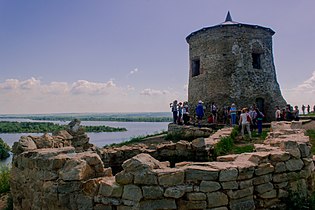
[0,0,314,114]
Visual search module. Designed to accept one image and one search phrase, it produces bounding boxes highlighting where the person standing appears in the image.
[177,102,183,125]
[183,102,190,125]
[195,100,204,128]
[293,106,299,121]
[170,100,178,124]
[307,105,311,114]
[239,108,252,139]
[211,102,217,123]
[249,106,257,131]
[275,106,281,121]
[302,105,305,115]
[255,108,264,135]
[229,103,237,126]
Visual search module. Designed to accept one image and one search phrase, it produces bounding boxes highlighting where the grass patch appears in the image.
[0,165,10,194]
[306,129,315,154]
[106,131,167,147]
[213,136,234,157]
[233,144,255,154]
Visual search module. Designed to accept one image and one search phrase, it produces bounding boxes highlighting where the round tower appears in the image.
[186,12,286,121]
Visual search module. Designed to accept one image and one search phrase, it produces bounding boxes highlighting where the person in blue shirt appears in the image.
[229,103,237,126]
[195,100,204,128]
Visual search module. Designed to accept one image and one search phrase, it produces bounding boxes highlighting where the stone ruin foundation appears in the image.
[9,121,315,209]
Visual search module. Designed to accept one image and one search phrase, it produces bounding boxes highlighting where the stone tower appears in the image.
[186,12,286,121]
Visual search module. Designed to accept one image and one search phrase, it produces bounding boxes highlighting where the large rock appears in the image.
[122,153,164,172]
[12,136,37,154]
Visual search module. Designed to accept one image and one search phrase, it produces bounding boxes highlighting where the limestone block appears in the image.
[57,181,82,193]
[139,199,177,210]
[216,154,238,162]
[227,187,254,200]
[255,163,274,176]
[59,158,94,181]
[258,189,277,199]
[254,182,274,194]
[274,182,288,189]
[229,195,255,210]
[298,143,311,158]
[280,141,301,158]
[12,136,37,155]
[285,158,304,171]
[134,171,158,185]
[164,186,186,198]
[291,121,303,129]
[270,151,291,162]
[122,153,163,172]
[176,140,190,151]
[53,130,73,140]
[100,197,121,205]
[219,168,238,181]
[191,138,205,148]
[221,181,238,190]
[273,173,288,183]
[76,194,93,210]
[239,179,253,189]
[274,162,287,173]
[247,152,270,164]
[156,168,185,187]
[186,192,207,201]
[142,186,164,199]
[33,133,54,149]
[253,174,272,185]
[237,166,255,180]
[115,171,133,185]
[207,192,228,208]
[83,178,102,196]
[122,184,142,202]
[98,177,122,197]
[185,166,219,183]
[178,200,207,209]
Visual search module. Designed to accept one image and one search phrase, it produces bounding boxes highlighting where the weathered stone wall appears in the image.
[187,22,286,121]
[10,122,314,209]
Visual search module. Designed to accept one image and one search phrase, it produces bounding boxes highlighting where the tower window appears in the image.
[252,53,261,69]
[192,59,200,77]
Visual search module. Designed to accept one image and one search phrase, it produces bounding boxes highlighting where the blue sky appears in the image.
[0,0,314,114]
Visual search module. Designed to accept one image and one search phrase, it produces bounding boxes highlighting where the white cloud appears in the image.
[71,80,116,95]
[140,88,170,96]
[129,68,139,75]
[20,77,41,89]
[0,79,20,90]
[282,70,315,106]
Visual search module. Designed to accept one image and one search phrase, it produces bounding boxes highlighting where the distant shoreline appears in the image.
[0,112,173,122]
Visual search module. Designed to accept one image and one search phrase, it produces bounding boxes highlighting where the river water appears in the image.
[0,119,169,166]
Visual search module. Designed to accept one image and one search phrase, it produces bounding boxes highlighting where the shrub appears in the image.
[213,136,234,157]
[0,165,10,194]
[0,138,10,160]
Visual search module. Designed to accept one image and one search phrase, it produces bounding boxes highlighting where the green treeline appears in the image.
[27,116,172,122]
[0,121,127,133]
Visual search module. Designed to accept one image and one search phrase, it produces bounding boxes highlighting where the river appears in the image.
[0,119,169,166]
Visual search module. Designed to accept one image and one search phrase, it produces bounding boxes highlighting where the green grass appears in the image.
[306,129,315,154]
[233,144,255,154]
[106,131,167,147]
[0,165,10,194]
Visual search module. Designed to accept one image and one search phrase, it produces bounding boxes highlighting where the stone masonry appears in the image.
[187,12,286,121]
[10,121,314,209]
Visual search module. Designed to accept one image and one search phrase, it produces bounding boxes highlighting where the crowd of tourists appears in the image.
[170,100,314,138]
